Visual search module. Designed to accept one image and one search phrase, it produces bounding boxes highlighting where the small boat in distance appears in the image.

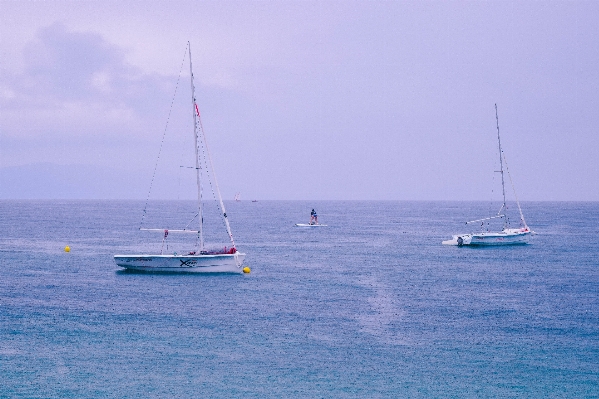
[443,104,533,246]
[114,42,245,272]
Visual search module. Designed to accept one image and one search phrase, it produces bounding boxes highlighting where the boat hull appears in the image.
[114,253,246,273]
[443,229,532,246]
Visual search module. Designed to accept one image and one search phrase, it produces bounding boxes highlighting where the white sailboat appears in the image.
[114,43,245,272]
[443,104,533,246]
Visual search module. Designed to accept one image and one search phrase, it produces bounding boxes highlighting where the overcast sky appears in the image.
[1,1,598,201]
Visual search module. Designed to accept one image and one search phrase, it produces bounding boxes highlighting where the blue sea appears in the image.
[1,200,598,398]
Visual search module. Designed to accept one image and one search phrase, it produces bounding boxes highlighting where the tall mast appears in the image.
[495,103,507,229]
[189,42,204,251]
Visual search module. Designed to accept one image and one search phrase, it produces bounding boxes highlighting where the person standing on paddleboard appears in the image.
[310,209,318,225]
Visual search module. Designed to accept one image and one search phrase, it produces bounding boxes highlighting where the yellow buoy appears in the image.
[64,245,71,252]
[242,266,251,274]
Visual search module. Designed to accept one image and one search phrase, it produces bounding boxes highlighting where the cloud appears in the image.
[1,23,175,144]
[23,23,126,100]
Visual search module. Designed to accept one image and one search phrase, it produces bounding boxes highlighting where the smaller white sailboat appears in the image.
[114,43,245,272]
[443,104,533,246]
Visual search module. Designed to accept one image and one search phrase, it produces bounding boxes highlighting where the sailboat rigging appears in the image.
[114,42,246,272]
[442,104,533,246]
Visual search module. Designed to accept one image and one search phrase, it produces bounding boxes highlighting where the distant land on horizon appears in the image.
[0,163,596,202]
[0,163,149,200]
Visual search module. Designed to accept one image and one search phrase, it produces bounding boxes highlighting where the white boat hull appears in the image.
[442,228,532,246]
[114,253,246,273]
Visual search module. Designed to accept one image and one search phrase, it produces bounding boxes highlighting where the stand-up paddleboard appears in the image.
[295,223,327,227]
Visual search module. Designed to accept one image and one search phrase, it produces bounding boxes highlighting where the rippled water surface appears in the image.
[1,200,598,398]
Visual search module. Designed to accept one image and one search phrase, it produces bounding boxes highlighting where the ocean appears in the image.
[1,200,598,398]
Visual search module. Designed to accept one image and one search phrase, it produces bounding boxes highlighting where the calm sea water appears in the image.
[1,200,597,398]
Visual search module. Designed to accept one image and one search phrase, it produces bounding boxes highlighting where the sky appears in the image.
[1,1,598,201]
